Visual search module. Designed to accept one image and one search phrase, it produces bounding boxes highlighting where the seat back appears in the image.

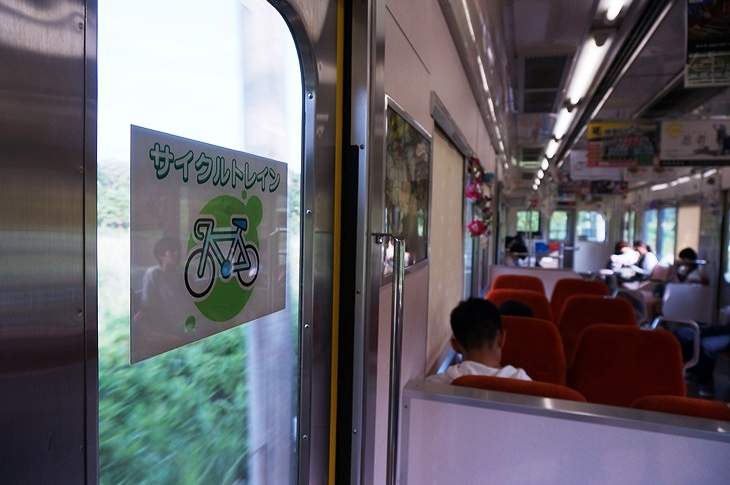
[486,289,553,322]
[662,282,714,324]
[631,395,730,422]
[452,375,586,402]
[569,324,686,407]
[558,295,637,367]
[550,278,609,323]
[492,274,546,295]
[501,316,567,385]
[649,263,674,282]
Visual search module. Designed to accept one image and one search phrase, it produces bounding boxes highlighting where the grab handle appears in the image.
[372,232,405,485]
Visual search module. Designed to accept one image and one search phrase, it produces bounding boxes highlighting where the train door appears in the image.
[573,209,611,274]
[98,0,337,484]
[547,208,576,269]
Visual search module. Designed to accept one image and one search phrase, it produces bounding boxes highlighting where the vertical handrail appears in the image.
[372,232,405,485]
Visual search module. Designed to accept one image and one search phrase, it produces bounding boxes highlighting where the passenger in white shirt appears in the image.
[629,240,658,280]
[426,298,531,384]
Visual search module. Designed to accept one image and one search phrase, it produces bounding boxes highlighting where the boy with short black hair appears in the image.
[427,298,531,384]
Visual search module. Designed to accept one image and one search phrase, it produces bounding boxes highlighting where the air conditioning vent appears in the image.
[519,55,571,114]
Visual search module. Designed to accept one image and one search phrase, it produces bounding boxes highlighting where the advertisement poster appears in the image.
[569,149,622,180]
[660,119,730,164]
[130,126,287,363]
[587,121,659,167]
[686,0,730,87]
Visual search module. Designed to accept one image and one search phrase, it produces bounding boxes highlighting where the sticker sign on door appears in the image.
[130,125,287,363]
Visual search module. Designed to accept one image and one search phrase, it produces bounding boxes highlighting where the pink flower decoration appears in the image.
[468,220,487,237]
[466,182,481,200]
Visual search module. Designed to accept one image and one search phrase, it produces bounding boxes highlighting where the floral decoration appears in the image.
[466,157,494,237]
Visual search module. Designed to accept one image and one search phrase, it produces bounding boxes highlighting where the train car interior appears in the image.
[4,0,730,483]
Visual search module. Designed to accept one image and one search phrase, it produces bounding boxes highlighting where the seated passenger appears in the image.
[674,247,709,285]
[609,240,639,278]
[674,325,730,398]
[506,233,529,266]
[628,240,658,281]
[426,298,531,384]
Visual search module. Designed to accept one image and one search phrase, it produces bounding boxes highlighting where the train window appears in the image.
[576,210,606,242]
[548,210,569,240]
[622,210,635,244]
[98,1,302,483]
[643,207,677,262]
[516,209,541,236]
[659,207,677,262]
[643,209,658,254]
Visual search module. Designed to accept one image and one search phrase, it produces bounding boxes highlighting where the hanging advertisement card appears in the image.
[129,126,287,363]
[660,119,730,165]
[569,149,623,180]
[587,121,659,167]
[686,0,730,88]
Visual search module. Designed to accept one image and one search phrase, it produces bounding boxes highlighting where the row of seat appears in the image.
[446,273,730,421]
[491,273,610,322]
[489,288,637,371]
[501,318,686,404]
[485,275,700,409]
[452,374,730,422]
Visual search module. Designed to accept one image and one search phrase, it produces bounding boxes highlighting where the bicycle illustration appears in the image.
[184,216,260,298]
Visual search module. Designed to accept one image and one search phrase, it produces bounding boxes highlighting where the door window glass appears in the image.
[548,210,569,240]
[577,210,606,242]
[98,1,302,483]
[516,209,541,236]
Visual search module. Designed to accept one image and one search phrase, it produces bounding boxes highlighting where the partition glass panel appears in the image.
[97,1,302,483]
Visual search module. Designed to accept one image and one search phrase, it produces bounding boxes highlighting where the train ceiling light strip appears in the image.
[555,0,674,170]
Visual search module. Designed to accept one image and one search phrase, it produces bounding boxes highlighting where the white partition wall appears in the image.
[401,382,730,484]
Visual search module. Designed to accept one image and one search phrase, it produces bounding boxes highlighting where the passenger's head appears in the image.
[498,300,534,317]
[678,247,698,262]
[450,298,503,359]
[153,237,181,268]
[614,240,629,255]
[633,240,647,254]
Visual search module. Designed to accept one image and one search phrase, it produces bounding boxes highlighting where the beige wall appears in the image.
[426,128,466,370]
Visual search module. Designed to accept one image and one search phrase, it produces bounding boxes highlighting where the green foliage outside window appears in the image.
[516,210,540,234]
[548,211,569,240]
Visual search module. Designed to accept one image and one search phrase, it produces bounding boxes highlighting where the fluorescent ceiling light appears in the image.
[541,158,549,171]
[532,184,538,191]
[567,36,613,106]
[538,169,544,179]
[606,0,624,21]
[553,108,574,140]
[535,178,541,185]
[651,183,668,191]
[545,139,559,159]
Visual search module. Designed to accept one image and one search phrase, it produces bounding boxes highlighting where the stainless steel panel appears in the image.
[273,0,338,483]
[0,0,89,483]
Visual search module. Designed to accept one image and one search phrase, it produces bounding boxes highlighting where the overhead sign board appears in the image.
[660,119,730,165]
[130,126,287,363]
[686,0,730,88]
[587,122,659,167]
